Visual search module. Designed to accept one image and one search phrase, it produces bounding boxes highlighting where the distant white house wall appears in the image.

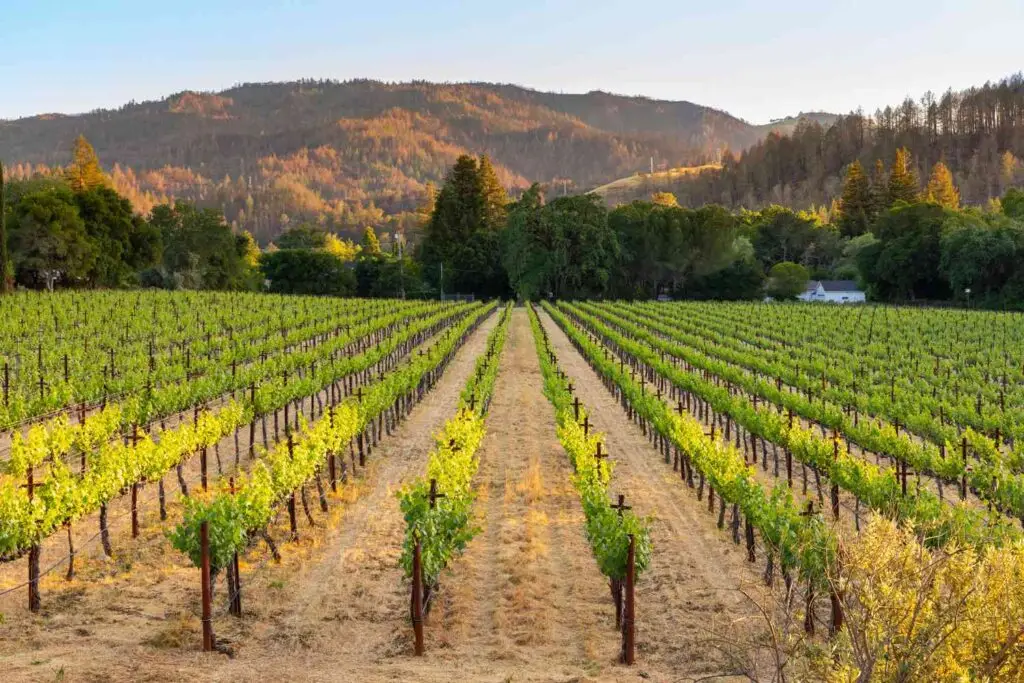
[798,280,866,303]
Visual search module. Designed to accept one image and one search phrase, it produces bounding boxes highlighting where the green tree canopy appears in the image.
[939,213,1019,303]
[150,202,257,290]
[1002,188,1024,220]
[9,184,95,290]
[76,186,160,286]
[859,203,953,301]
[420,154,508,297]
[766,261,809,300]
[501,183,548,300]
[260,249,356,296]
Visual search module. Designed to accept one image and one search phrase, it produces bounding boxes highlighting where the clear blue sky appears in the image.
[1,0,1021,123]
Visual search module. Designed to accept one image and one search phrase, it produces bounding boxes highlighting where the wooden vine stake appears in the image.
[228,477,242,618]
[620,533,636,665]
[200,520,214,652]
[27,465,40,612]
[411,534,425,656]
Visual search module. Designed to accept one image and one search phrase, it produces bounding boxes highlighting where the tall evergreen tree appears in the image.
[420,155,483,293]
[0,160,11,293]
[65,135,107,193]
[837,160,873,237]
[477,155,508,231]
[888,147,921,206]
[869,159,889,217]
[925,161,960,209]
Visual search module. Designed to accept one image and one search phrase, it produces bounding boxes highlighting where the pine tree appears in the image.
[837,160,873,236]
[424,155,483,253]
[477,155,508,231]
[869,159,889,217]
[887,147,920,206]
[0,160,11,293]
[65,135,106,193]
[925,161,960,209]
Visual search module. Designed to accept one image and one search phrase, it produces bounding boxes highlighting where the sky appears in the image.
[1,0,1022,123]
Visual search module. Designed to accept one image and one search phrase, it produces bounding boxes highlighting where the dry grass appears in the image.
[591,164,722,204]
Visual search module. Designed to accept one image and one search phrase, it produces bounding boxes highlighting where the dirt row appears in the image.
[537,309,773,682]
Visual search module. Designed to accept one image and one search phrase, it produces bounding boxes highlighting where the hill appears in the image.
[660,74,1024,211]
[0,80,814,243]
[589,164,721,205]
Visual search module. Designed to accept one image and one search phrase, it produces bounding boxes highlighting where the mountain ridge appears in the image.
[0,79,836,243]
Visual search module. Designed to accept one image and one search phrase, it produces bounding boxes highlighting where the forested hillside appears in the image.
[652,74,1024,210]
[0,80,790,244]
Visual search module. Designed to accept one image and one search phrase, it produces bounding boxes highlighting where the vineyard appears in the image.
[1,293,1024,681]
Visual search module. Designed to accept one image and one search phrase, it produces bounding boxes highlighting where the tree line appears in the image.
[0,137,259,291]
[4,139,1024,308]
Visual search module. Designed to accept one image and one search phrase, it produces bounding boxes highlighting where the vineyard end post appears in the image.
[621,533,636,665]
[200,521,214,652]
[412,535,425,656]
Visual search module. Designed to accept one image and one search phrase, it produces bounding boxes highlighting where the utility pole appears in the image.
[650,156,654,174]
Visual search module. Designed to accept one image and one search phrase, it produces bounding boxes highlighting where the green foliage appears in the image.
[76,186,160,286]
[260,249,356,296]
[354,251,425,298]
[501,183,548,301]
[680,256,765,300]
[150,202,258,290]
[276,225,331,250]
[420,154,509,298]
[860,203,952,301]
[939,213,1022,304]
[171,301,495,569]
[9,184,95,289]
[837,160,873,237]
[610,201,738,298]
[478,155,508,231]
[168,495,248,576]
[749,205,840,274]
[1002,188,1024,220]
[766,261,809,300]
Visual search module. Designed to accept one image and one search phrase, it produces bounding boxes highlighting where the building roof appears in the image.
[814,280,861,293]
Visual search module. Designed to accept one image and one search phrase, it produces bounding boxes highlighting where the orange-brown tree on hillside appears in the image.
[65,135,107,193]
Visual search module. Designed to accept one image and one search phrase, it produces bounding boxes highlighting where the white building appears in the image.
[798,280,866,303]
